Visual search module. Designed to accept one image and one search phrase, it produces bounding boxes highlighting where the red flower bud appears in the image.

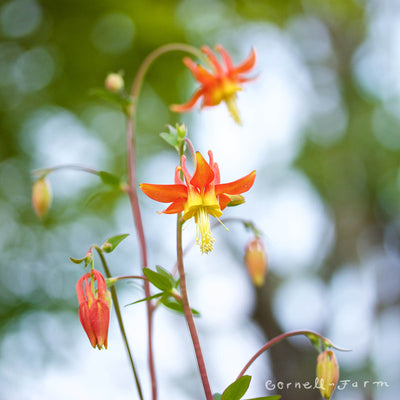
[316,350,340,399]
[244,237,268,287]
[76,269,110,350]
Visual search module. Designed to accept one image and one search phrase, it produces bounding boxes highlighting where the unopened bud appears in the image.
[105,72,124,92]
[176,123,187,139]
[226,194,245,207]
[316,350,339,399]
[32,177,52,218]
[244,237,267,287]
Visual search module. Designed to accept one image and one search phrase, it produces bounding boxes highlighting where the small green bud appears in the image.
[105,72,124,92]
[226,194,245,207]
[31,177,52,218]
[176,123,187,139]
[316,350,340,399]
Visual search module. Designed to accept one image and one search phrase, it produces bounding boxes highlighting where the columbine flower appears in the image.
[76,269,110,350]
[170,45,256,124]
[140,150,256,254]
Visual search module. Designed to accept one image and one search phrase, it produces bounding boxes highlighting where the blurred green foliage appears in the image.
[1,0,399,399]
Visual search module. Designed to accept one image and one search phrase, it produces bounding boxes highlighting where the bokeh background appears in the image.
[0,0,399,399]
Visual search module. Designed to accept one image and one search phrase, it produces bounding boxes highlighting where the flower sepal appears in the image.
[226,194,245,207]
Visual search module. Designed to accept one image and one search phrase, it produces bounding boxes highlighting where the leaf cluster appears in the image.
[128,266,200,316]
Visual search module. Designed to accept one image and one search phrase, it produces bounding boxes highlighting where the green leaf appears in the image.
[69,251,92,267]
[156,265,176,286]
[245,396,281,400]
[69,256,86,264]
[214,395,222,400]
[125,292,164,306]
[143,267,173,291]
[102,233,129,253]
[159,124,187,152]
[98,171,121,187]
[160,131,179,148]
[161,298,200,317]
[305,332,323,352]
[221,376,251,400]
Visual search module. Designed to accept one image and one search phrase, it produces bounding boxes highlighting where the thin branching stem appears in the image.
[237,330,350,380]
[126,43,206,400]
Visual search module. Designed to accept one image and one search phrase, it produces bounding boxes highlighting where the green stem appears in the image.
[237,330,349,379]
[94,247,144,400]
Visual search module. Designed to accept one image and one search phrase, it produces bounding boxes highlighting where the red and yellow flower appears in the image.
[76,269,110,350]
[140,151,256,254]
[170,45,256,124]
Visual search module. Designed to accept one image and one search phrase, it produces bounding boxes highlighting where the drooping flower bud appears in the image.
[316,350,340,399]
[76,269,110,350]
[31,177,52,218]
[244,237,267,287]
[105,72,124,92]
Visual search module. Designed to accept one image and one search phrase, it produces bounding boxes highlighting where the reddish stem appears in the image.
[176,216,213,400]
[237,330,341,379]
[126,43,210,400]
[126,116,157,400]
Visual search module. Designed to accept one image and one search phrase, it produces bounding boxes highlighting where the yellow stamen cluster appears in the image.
[194,207,215,254]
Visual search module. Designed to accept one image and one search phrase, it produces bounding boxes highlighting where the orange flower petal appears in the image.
[79,302,97,348]
[215,170,256,195]
[140,183,187,203]
[190,152,215,191]
[92,269,107,299]
[234,48,256,74]
[162,199,186,214]
[215,44,234,71]
[183,58,214,84]
[90,299,110,349]
[201,45,224,74]
[76,273,90,304]
[218,193,232,210]
[170,88,204,113]
[174,166,184,185]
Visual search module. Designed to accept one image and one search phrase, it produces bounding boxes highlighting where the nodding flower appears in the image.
[316,350,340,399]
[76,269,110,350]
[171,45,256,124]
[140,150,256,254]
